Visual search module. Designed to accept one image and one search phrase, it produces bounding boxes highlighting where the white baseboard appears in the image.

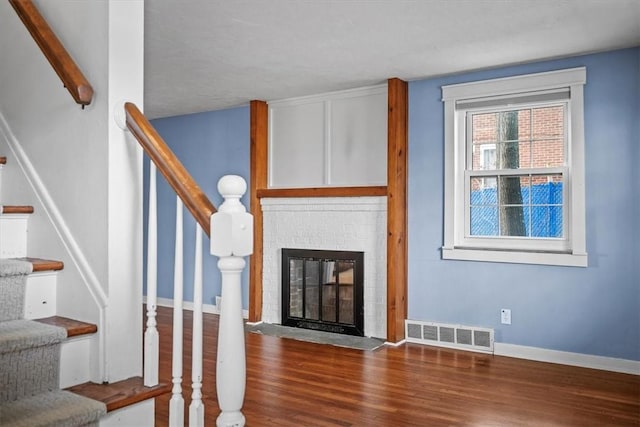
[146,296,249,319]
[494,342,640,375]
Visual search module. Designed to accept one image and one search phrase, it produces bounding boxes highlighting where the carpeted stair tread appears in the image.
[0,319,66,354]
[0,260,32,321]
[0,390,107,427]
[0,259,33,277]
[67,376,172,412]
[1,320,67,401]
[1,205,34,214]
[35,316,97,338]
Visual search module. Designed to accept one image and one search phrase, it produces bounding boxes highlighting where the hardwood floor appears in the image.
[153,306,639,426]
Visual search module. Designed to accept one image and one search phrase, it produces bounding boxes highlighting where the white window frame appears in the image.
[442,68,587,267]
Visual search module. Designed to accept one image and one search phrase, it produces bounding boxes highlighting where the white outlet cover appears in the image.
[501,309,511,325]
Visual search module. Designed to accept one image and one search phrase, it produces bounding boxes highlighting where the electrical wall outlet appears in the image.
[501,308,511,325]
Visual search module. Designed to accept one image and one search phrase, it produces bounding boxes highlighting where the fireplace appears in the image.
[282,249,364,336]
[261,196,387,338]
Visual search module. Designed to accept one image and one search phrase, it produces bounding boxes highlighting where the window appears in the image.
[442,68,587,267]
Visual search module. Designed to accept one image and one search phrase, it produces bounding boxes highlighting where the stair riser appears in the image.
[60,335,95,388]
[0,214,28,258]
[0,344,60,401]
[24,272,57,319]
[99,399,154,427]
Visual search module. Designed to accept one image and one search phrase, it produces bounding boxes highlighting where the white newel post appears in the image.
[210,175,253,427]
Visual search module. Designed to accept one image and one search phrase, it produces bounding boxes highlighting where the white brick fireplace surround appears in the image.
[261,196,387,338]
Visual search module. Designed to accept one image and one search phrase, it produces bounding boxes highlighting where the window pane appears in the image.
[472,143,497,170]
[532,138,564,168]
[471,112,499,171]
[532,106,564,139]
[499,176,528,205]
[530,176,563,238]
[470,206,498,236]
[498,176,528,237]
[472,112,498,144]
[500,206,527,236]
[470,176,498,235]
[470,177,497,204]
[531,206,563,238]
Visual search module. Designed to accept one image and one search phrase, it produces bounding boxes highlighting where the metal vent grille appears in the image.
[440,327,455,343]
[474,330,491,348]
[404,320,494,354]
[407,323,422,339]
[457,328,472,345]
[423,325,438,341]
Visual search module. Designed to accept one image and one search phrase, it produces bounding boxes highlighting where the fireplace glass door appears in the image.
[282,249,364,336]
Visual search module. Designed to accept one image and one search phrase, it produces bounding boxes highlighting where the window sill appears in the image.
[442,247,588,267]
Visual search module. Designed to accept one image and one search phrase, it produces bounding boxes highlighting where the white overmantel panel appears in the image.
[261,196,387,338]
[268,85,388,188]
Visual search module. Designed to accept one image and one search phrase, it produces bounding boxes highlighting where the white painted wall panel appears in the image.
[270,101,325,187]
[330,91,387,185]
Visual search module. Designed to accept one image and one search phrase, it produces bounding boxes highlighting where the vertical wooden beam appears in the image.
[249,100,268,322]
[387,78,408,343]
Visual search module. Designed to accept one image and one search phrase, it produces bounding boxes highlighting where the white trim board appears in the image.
[147,296,249,319]
[494,343,639,376]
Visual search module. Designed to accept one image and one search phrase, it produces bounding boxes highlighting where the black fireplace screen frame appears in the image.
[281,248,364,337]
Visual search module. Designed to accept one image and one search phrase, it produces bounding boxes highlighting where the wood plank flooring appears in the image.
[153,306,639,426]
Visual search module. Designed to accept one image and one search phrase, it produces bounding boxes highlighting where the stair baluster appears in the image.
[189,225,205,427]
[169,196,185,426]
[144,163,159,386]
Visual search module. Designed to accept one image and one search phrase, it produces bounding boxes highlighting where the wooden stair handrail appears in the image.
[124,102,216,236]
[9,0,94,106]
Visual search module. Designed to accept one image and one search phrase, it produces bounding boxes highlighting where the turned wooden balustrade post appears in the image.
[210,175,253,427]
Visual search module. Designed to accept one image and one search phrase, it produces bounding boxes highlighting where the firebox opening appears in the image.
[282,249,364,337]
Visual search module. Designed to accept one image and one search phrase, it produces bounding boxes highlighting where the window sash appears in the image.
[457,98,569,251]
[463,168,568,251]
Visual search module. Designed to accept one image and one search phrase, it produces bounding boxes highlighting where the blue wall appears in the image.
[408,48,639,361]
[145,106,250,308]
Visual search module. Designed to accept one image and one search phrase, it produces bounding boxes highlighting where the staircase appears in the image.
[0,155,169,426]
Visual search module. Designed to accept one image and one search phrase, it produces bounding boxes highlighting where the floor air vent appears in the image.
[405,320,494,354]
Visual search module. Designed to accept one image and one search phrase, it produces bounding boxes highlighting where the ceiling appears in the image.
[144,0,640,119]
